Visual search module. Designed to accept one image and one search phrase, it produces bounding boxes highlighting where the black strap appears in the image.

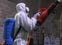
[14,25,21,40]
[14,25,27,40]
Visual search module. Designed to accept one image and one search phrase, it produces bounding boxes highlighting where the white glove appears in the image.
[33,12,40,18]
[57,0,62,2]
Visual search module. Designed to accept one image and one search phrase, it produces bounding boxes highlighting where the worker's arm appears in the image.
[15,12,37,32]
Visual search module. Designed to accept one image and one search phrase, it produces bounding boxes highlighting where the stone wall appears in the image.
[0,0,16,42]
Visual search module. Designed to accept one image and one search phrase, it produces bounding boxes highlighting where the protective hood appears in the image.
[16,3,26,12]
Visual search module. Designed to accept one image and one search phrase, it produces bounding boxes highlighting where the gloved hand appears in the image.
[57,0,62,2]
[36,8,48,24]
[37,9,48,24]
[33,12,40,19]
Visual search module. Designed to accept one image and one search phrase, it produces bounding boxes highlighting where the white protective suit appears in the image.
[14,3,40,45]
[14,3,39,32]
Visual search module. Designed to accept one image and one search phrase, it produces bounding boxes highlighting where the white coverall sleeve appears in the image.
[15,12,37,31]
[14,14,20,28]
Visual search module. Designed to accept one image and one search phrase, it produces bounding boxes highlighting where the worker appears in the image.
[14,0,61,45]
